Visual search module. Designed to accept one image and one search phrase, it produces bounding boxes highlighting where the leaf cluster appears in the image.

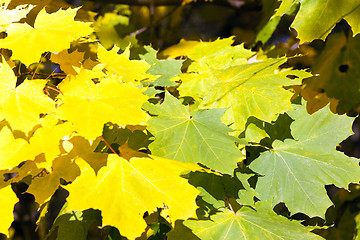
[0,0,359,240]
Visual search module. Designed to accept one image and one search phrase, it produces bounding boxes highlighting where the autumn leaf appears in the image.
[273,0,360,43]
[27,156,80,204]
[0,59,55,133]
[56,68,149,140]
[50,49,84,75]
[29,121,74,169]
[176,38,311,132]
[0,1,34,27]
[65,155,200,239]
[302,32,360,113]
[0,184,18,235]
[0,126,33,170]
[0,7,93,65]
[97,44,152,82]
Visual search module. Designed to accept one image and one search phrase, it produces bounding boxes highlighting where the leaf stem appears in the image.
[101,136,121,157]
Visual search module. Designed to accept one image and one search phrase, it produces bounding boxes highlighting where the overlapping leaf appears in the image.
[97,44,152,82]
[0,60,55,133]
[273,0,360,43]
[0,7,93,65]
[50,49,84,75]
[29,121,73,168]
[56,69,149,140]
[182,56,310,132]
[145,92,243,174]
[303,32,360,113]
[184,205,323,239]
[172,38,311,131]
[0,1,34,27]
[249,103,360,217]
[0,126,33,169]
[65,155,200,239]
[0,184,18,235]
[141,46,183,87]
[27,156,80,204]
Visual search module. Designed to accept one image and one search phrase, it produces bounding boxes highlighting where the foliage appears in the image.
[0,0,359,239]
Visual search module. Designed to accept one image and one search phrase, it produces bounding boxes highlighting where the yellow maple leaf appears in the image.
[50,49,84,75]
[0,184,18,235]
[0,60,55,133]
[0,126,32,170]
[97,44,152,82]
[56,69,149,140]
[65,155,200,239]
[0,7,93,65]
[29,121,74,169]
[0,1,34,27]
[26,156,80,204]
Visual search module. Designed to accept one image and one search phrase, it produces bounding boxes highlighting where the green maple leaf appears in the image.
[249,103,360,217]
[303,32,360,113]
[184,203,323,240]
[141,46,184,87]
[145,92,244,174]
[273,0,360,43]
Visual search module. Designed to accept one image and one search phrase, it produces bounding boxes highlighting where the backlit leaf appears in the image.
[274,0,360,43]
[65,155,200,239]
[145,92,243,174]
[0,60,55,133]
[0,126,32,169]
[0,7,93,65]
[249,103,360,217]
[0,184,18,235]
[97,44,151,82]
[56,69,149,140]
[184,205,323,239]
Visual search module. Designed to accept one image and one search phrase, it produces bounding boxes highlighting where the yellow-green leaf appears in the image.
[97,44,152,82]
[65,155,200,239]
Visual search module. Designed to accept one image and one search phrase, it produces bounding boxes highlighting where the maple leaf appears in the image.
[97,44,152,82]
[56,69,149,140]
[173,38,311,132]
[29,121,74,169]
[50,49,84,75]
[184,205,323,239]
[65,155,200,239]
[181,55,311,132]
[164,37,254,69]
[46,209,102,240]
[0,1,34,27]
[0,184,18,235]
[27,156,80,204]
[141,46,184,87]
[249,103,360,217]
[0,60,55,133]
[0,7,93,65]
[0,126,34,170]
[273,0,360,43]
[303,32,360,113]
[144,92,244,174]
